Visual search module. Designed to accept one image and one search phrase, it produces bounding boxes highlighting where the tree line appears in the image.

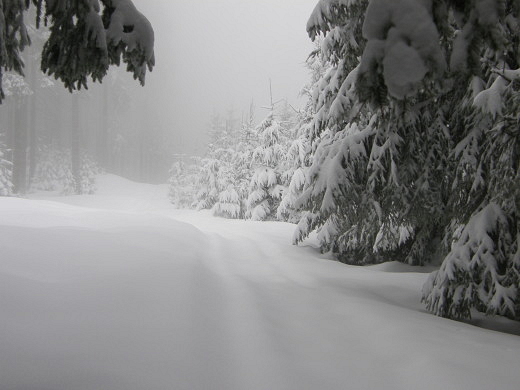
[170,0,519,322]
[0,0,518,322]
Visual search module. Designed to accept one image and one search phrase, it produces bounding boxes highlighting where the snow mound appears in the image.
[31,173,170,212]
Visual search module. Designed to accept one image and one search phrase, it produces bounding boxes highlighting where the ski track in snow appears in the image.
[0,174,519,390]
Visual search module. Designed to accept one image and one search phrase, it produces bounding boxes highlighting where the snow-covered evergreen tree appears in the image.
[423,203,518,320]
[278,50,325,223]
[276,149,308,223]
[168,157,200,209]
[213,184,241,219]
[168,161,186,208]
[211,155,243,219]
[190,106,260,219]
[31,147,99,195]
[231,103,259,213]
[194,111,240,213]
[31,147,63,191]
[79,153,99,195]
[295,0,390,263]
[301,0,519,319]
[194,158,221,211]
[246,111,288,221]
[2,72,33,99]
[0,0,155,102]
[422,0,520,321]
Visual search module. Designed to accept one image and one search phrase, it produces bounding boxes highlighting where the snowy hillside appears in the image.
[1,175,519,390]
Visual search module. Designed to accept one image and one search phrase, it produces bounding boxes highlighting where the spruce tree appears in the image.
[168,157,200,209]
[295,0,387,263]
[301,0,519,319]
[213,184,241,219]
[194,110,243,214]
[246,111,288,221]
[232,103,258,214]
[422,0,520,320]
[194,158,221,211]
[278,46,329,223]
[31,146,99,194]
[0,0,155,102]
[31,146,63,192]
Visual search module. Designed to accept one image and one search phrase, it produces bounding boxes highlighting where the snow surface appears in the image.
[1,174,519,390]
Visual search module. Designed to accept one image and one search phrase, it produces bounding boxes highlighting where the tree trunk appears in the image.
[56,91,66,149]
[28,63,38,184]
[13,100,28,194]
[71,94,81,194]
[6,101,15,155]
[98,83,109,170]
[139,133,145,182]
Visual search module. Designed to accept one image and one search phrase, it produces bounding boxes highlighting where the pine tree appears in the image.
[211,157,242,219]
[232,102,258,213]
[31,146,99,194]
[195,110,241,213]
[278,50,325,223]
[194,158,221,210]
[190,106,257,219]
[213,184,241,219]
[301,0,519,319]
[276,137,309,223]
[422,0,520,320]
[168,156,200,209]
[0,0,155,102]
[423,203,518,320]
[295,0,388,263]
[246,111,288,221]
[31,146,63,191]
[79,152,99,194]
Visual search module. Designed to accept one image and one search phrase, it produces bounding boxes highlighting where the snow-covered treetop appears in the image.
[42,0,155,89]
[309,0,515,103]
[358,0,446,100]
[307,0,363,40]
[251,112,289,169]
[1,73,33,98]
[257,114,282,147]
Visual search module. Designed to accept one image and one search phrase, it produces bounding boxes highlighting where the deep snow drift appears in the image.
[1,174,519,390]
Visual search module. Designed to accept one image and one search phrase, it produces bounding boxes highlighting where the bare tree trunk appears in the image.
[6,101,15,154]
[13,100,28,194]
[28,63,38,184]
[139,98,148,182]
[98,83,109,170]
[139,131,145,182]
[56,91,66,149]
[71,94,81,194]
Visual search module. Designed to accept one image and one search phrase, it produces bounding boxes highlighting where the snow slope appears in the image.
[1,174,519,390]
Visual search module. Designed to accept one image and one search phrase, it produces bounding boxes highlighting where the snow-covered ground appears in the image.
[1,174,519,390]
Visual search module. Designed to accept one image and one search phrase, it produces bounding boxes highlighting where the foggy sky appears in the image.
[132,0,319,155]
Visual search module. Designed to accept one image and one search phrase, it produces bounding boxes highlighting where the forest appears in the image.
[0,1,519,389]
[167,0,520,322]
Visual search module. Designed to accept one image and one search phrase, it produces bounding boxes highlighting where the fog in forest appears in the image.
[0,0,317,187]
[2,2,520,388]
